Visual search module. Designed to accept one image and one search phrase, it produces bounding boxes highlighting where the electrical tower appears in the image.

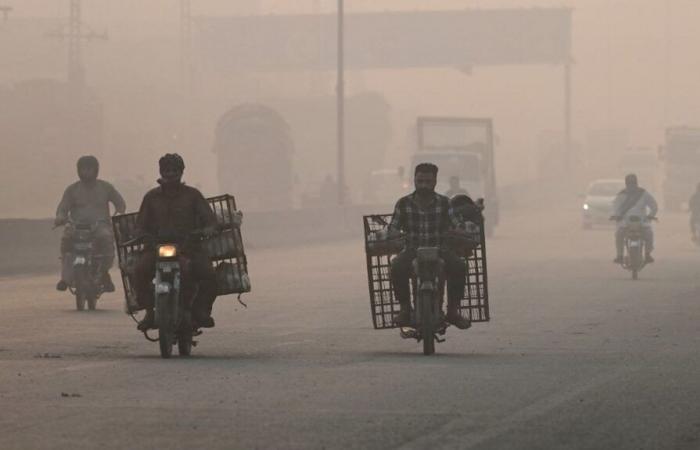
[47,0,107,95]
[0,6,12,21]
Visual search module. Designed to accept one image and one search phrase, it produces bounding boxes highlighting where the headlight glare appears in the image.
[158,245,177,258]
[583,203,589,210]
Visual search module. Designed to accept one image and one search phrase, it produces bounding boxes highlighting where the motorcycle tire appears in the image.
[420,291,436,356]
[178,334,192,356]
[75,293,86,311]
[74,266,86,311]
[87,295,97,311]
[628,245,642,281]
[156,293,174,359]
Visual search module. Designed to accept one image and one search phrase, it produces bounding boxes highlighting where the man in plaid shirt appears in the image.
[388,163,470,329]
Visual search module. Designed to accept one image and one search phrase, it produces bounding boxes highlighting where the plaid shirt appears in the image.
[388,192,458,248]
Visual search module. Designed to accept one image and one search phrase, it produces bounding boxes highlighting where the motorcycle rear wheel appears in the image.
[420,291,436,356]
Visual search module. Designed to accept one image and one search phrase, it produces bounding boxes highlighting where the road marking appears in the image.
[397,367,631,450]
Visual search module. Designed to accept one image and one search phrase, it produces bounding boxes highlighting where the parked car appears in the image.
[582,179,625,229]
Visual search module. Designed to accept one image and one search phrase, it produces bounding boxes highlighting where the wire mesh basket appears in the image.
[112,194,250,310]
[363,213,489,330]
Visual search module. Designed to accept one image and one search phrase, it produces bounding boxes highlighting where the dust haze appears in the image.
[1,0,698,216]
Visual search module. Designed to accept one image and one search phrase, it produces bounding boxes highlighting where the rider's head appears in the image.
[77,155,99,183]
[414,163,438,195]
[158,153,185,186]
[449,175,460,189]
[625,173,638,190]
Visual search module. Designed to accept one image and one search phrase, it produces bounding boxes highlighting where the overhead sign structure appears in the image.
[196,8,572,72]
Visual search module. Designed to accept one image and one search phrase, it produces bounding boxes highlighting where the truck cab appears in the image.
[660,127,700,211]
[412,117,499,236]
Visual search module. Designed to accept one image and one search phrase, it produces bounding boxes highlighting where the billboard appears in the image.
[196,8,572,72]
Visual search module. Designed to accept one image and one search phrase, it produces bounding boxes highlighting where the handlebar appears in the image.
[123,227,221,247]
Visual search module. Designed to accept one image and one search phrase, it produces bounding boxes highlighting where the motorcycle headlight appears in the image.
[158,245,177,258]
[583,203,589,211]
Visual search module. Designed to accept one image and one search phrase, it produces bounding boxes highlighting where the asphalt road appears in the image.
[1,209,699,450]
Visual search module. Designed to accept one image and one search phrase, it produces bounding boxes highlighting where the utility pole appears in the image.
[336,0,345,206]
[178,0,195,151]
[180,0,193,99]
[47,0,107,97]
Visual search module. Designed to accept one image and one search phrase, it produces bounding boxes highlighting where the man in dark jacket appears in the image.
[55,156,126,292]
[132,154,219,331]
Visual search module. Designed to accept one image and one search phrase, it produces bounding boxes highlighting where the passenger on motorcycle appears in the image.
[55,155,126,292]
[132,154,219,331]
[688,183,700,241]
[611,174,658,264]
[387,163,471,330]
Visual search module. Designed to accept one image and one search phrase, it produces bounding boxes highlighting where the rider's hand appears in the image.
[647,215,656,221]
[232,211,243,227]
[54,217,67,227]
[202,225,218,238]
[609,215,621,222]
[386,228,401,240]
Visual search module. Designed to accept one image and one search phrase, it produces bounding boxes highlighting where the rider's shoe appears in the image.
[193,309,215,328]
[446,311,471,330]
[102,273,115,292]
[645,254,655,263]
[613,256,623,264]
[137,309,155,332]
[56,280,68,291]
[393,310,412,327]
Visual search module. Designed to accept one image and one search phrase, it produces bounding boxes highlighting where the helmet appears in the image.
[77,155,99,171]
[76,155,99,181]
[625,173,638,189]
[158,153,185,173]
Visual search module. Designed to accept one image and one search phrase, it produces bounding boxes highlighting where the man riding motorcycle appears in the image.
[387,163,471,330]
[689,183,700,241]
[55,155,126,292]
[445,175,469,198]
[611,174,658,264]
[132,153,219,331]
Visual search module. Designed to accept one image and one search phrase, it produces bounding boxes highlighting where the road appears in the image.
[1,208,699,449]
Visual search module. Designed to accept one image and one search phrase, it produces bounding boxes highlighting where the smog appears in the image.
[1,1,699,449]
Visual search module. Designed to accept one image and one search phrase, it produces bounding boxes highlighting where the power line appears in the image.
[46,0,107,94]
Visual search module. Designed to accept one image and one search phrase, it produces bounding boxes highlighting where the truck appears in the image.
[411,117,499,236]
[660,127,700,211]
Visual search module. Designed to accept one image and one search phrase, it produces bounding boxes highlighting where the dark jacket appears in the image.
[135,182,216,243]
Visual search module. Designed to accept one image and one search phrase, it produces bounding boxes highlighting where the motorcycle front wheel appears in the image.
[156,293,174,359]
[177,334,192,356]
[419,291,436,356]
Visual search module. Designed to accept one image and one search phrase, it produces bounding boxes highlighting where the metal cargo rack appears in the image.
[363,213,489,330]
[112,194,250,311]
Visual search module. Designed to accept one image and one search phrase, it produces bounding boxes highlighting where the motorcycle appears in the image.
[613,215,655,280]
[126,230,212,358]
[57,220,108,311]
[399,232,478,355]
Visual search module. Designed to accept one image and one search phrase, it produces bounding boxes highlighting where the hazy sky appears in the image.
[2,0,700,215]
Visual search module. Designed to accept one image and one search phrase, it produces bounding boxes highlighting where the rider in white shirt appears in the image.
[611,174,658,264]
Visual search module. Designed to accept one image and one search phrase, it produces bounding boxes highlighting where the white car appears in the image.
[582,179,625,229]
